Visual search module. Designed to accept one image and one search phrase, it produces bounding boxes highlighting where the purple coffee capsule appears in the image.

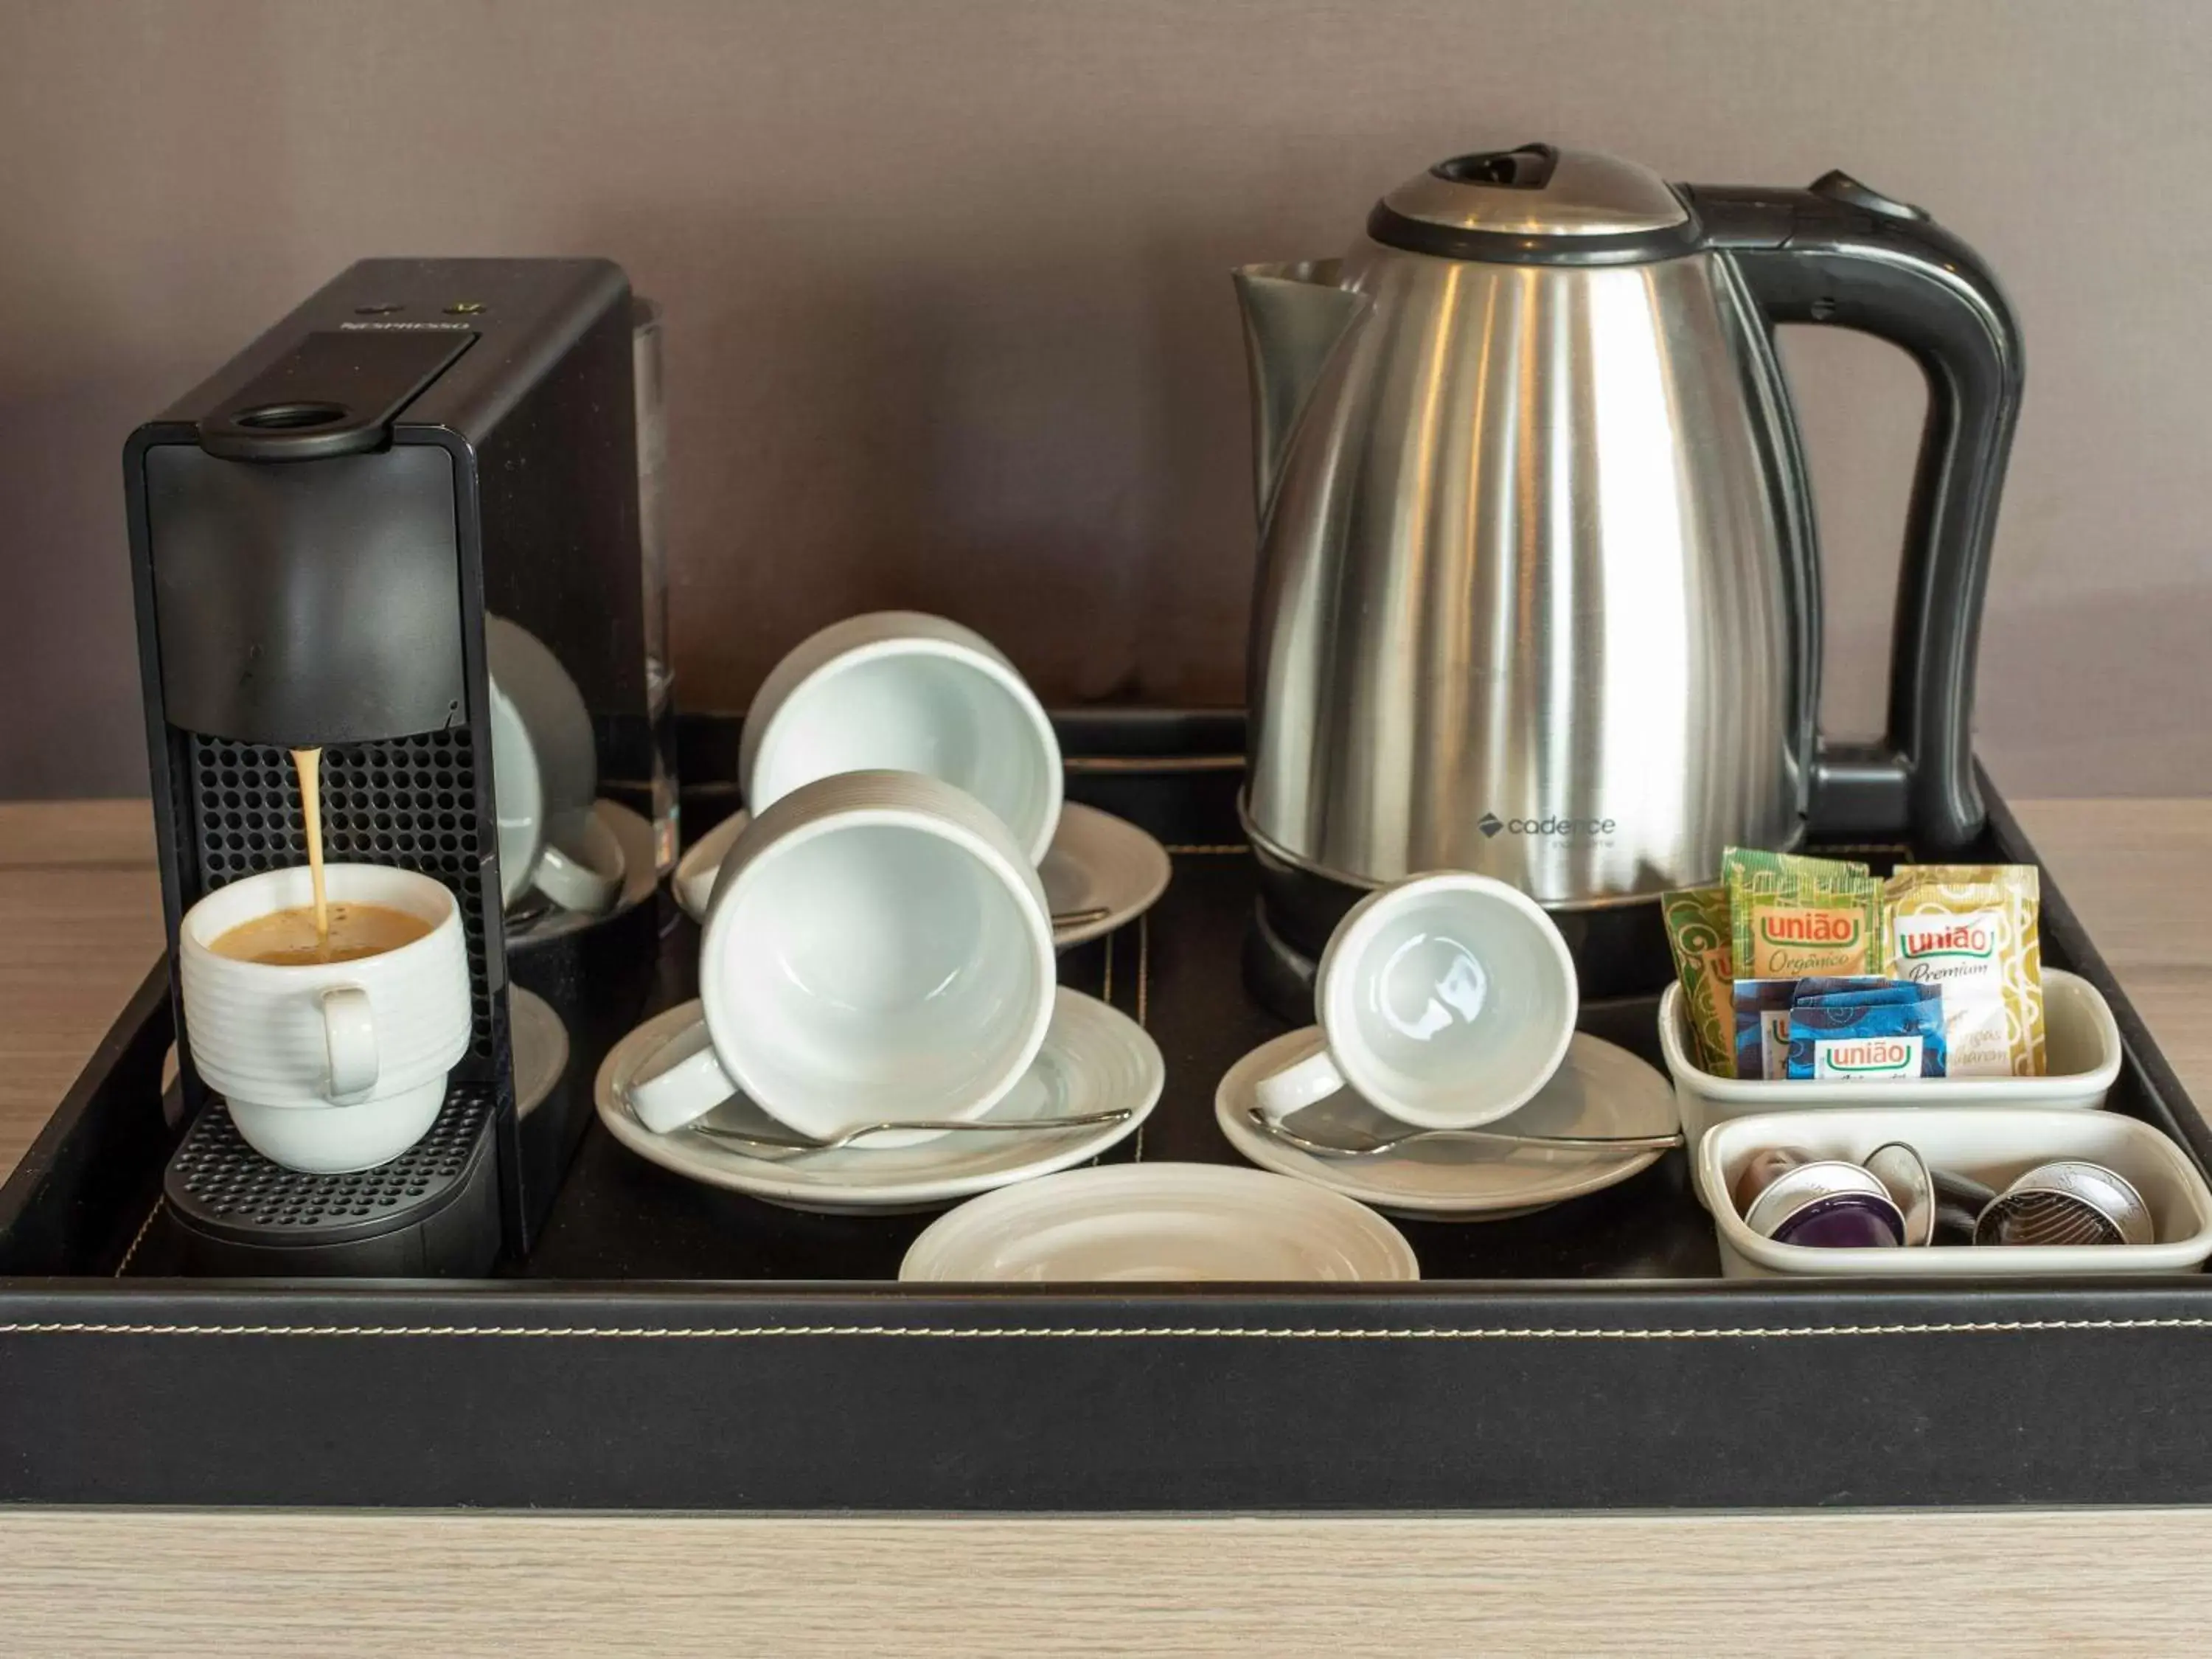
[1769,1194,1909,1249]
[1742,1160,1907,1250]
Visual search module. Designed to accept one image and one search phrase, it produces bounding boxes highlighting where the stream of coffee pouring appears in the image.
[291,746,328,950]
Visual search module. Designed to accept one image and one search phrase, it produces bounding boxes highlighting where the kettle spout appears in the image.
[1233,260,1368,521]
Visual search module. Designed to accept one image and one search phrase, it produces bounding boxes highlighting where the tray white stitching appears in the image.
[1,1318,2208,1341]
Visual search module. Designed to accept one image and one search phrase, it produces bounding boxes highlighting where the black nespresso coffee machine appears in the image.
[125,258,658,1273]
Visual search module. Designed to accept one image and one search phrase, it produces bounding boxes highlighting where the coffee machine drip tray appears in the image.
[148,1088,500,1276]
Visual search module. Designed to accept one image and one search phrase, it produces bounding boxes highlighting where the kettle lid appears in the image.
[1370,144,1700,265]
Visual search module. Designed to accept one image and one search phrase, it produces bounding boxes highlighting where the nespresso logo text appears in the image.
[339,321,477,332]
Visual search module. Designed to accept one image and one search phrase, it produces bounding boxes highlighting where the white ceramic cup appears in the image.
[740,611,1063,865]
[487,615,625,915]
[1256,872,1579,1130]
[178,863,473,1173]
[626,770,1057,1142]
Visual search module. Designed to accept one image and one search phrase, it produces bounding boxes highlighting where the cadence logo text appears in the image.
[1478,811,1617,839]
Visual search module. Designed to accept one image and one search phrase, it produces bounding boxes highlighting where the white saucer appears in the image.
[1216,1029,1677,1220]
[509,986,568,1121]
[899,1162,1419,1283]
[1038,802,1174,947]
[673,800,1170,948]
[596,987,1162,1214]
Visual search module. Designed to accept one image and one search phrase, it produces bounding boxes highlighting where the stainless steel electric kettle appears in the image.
[1236,142,2021,998]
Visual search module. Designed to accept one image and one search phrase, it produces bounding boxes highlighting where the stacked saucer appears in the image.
[600,990,1160,1215]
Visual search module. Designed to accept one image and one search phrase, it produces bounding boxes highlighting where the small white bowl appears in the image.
[1660,967,2121,1154]
[1696,1105,2212,1279]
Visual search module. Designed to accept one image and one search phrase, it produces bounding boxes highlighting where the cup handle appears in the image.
[625,1019,739,1133]
[533,835,624,916]
[1254,1043,1348,1119]
[320,985,380,1105]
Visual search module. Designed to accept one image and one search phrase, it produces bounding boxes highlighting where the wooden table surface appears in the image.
[1,796,2208,1655]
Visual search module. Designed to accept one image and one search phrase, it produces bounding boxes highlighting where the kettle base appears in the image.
[1245,853,1674,1026]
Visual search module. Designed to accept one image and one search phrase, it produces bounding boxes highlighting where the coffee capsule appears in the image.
[1731,1144,1811,1214]
[1741,1158,1907,1250]
[1974,1161,2152,1248]
[1863,1141,1938,1247]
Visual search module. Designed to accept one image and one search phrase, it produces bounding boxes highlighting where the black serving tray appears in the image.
[1,712,2208,1510]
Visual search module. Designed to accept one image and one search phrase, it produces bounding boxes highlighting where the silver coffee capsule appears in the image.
[1975,1161,2153,1248]
[1863,1141,1938,1248]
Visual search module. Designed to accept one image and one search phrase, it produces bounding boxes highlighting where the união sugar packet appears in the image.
[1662,885,1734,1075]
[1732,978,1798,1081]
[1784,981,1947,1080]
[1720,846,1871,885]
[1729,864,1885,981]
[1791,975,1894,1001]
[1751,975,1885,1080]
[1885,863,2045,1077]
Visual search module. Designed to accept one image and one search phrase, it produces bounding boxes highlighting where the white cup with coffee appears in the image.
[626,770,1057,1143]
[178,863,473,1173]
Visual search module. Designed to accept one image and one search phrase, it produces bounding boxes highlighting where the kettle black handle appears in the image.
[1687,174,2023,852]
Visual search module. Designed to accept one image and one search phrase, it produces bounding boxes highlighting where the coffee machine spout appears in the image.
[1231,261,1367,521]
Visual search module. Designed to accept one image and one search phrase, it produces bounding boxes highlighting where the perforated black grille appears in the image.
[164,1085,493,1243]
[185,730,494,1062]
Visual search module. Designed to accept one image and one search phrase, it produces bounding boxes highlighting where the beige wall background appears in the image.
[1,0,2205,799]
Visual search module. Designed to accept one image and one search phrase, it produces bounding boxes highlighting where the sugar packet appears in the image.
[1729,862,1885,981]
[1792,975,1893,1001]
[1732,979,1798,1081]
[1662,885,1734,1075]
[1885,863,2045,1077]
[1721,846,1871,883]
[1732,975,1886,1079]
[1785,981,1947,1079]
